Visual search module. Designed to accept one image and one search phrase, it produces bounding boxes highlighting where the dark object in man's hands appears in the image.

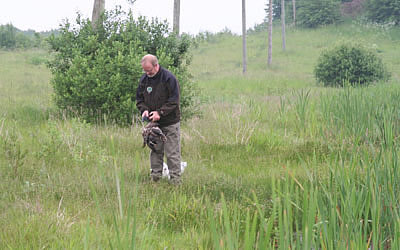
[142,122,167,152]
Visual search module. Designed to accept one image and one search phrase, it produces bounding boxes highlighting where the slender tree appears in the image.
[242,0,247,74]
[292,0,296,26]
[268,0,273,66]
[92,0,105,29]
[281,0,286,51]
[173,0,180,35]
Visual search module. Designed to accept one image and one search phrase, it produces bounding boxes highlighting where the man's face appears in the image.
[142,62,158,77]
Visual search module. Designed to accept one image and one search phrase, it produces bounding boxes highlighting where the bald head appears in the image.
[141,54,158,66]
[141,54,160,77]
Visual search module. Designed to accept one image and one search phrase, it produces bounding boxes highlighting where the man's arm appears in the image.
[136,78,150,114]
[157,76,180,117]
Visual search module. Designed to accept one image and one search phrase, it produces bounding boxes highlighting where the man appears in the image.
[136,54,182,184]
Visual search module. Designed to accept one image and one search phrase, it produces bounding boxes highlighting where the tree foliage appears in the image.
[47,8,196,125]
[297,0,342,28]
[269,0,293,21]
[315,43,390,87]
[0,24,43,49]
[364,0,400,25]
[265,0,347,26]
[0,24,17,48]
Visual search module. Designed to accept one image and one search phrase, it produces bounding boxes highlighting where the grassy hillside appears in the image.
[191,22,399,94]
[1,22,400,248]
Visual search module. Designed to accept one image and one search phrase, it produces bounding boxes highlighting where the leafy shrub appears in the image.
[0,24,17,49]
[29,55,47,66]
[268,0,295,21]
[341,0,365,17]
[297,0,342,28]
[315,43,390,87]
[364,0,400,25]
[47,8,196,125]
[0,24,44,49]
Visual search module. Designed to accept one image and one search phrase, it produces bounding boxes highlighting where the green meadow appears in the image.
[1,21,400,249]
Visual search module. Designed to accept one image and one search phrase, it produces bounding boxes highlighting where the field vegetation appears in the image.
[1,20,400,248]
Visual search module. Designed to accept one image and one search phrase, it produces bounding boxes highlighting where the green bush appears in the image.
[297,0,341,28]
[0,24,43,49]
[268,0,295,21]
[47,8,197,125]
[364,0,400,25]
[0,24,17,49]
[315,43,390,87]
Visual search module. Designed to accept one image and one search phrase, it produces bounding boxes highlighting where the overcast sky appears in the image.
[0,0,267,35]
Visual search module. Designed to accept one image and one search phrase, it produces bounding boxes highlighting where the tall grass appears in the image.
[320,84,400,149]
[206,147,400,249]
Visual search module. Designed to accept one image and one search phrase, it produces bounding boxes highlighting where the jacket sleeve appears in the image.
[158,75,180,117]
[136,77,149,114]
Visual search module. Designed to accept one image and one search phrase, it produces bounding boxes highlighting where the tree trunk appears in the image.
[268,0,273,66]
[92,0,105,29]
[173,0,180,35]
[292,0,296,26]
[242,0,247,74]
[281,0,286,51]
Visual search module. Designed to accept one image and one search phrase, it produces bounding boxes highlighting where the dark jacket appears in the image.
[136,66,180,127]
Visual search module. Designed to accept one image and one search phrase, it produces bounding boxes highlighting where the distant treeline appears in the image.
[195,0,400,37]
[2,0,399,49]
[0,23,58,49]
[261,0,400,29]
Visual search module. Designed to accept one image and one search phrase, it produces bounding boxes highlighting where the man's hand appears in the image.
[149,111,160,122]
[142,110,149,121]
